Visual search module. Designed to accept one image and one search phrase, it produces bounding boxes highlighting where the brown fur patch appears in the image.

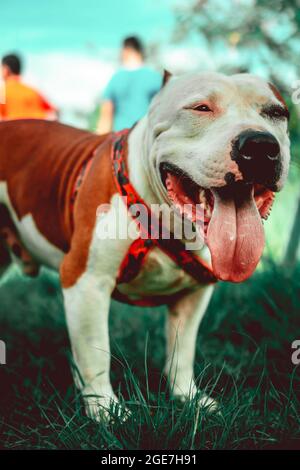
[0,120,107,252]
[60,136,118,288]
[162,70,172,87]
[0,120,118,286]
[268,83,288,110]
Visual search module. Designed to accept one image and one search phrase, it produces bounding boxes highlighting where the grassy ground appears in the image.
[0,257,300,450]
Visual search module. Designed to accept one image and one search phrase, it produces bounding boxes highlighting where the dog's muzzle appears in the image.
[231,130,282,189]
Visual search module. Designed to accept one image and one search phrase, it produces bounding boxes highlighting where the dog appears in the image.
[0,71,290,421]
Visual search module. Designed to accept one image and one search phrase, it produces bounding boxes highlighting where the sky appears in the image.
[0,0,175,53]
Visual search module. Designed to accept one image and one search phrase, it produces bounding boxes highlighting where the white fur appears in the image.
[0,182,63,269]
[164,286,214,399]
[63,197,135,420]
[145,72,290,194]
[63,271,118,420]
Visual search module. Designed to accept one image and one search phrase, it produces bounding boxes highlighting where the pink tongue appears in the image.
[207,188,265,282]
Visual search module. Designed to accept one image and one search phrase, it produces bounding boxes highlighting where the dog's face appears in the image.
[145,72,290,283]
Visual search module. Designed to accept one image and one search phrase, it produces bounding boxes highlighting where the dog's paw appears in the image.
[171,382,219,413]
[196,393,219,413]
[170,378,199,401]
[83,387,129,423]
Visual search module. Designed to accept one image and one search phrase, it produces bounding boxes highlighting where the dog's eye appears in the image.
[272,109,283,117]
[192,104,212,112]
[263,105,290,121]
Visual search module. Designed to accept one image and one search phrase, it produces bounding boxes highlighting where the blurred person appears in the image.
[0,53,57,121]
[97,36,161,133]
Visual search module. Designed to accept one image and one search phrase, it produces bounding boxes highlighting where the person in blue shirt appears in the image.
[97,36,162,133]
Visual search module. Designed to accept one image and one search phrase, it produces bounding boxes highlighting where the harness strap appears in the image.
[111,129,217,286]
[71,156,94,210]
[70,148,98,233]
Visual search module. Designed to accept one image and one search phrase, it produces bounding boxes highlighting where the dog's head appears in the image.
[145,71,290,282]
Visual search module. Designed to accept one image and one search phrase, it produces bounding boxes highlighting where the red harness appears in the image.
[110,129,217,306]
[72,129,217,307]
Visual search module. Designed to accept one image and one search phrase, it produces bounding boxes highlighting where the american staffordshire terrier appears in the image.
[0,72,290,420]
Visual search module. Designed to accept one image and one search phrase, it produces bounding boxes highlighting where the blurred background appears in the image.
[0,0,299,125]
[0,0,300,449]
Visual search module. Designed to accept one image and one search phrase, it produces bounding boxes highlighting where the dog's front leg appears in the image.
[62,272,118,421]
[164,285,217,408]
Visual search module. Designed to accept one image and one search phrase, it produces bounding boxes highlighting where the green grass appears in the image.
[0,258,300,450]
[262,164,299,259]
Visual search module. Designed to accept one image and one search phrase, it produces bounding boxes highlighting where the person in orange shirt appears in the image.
[0,54,57,121]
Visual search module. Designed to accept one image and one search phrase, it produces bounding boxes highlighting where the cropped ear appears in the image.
[162,69,172,87]
[268,82,288,111]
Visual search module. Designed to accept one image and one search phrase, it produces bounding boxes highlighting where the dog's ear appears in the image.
[268,82,289,112]
[162,69,172,87]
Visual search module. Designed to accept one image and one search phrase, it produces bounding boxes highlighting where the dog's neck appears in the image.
[126,115,212,265]
[127,117,160,205]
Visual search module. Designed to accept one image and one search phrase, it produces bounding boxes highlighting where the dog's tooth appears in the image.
[206,206,212,218]
[199,189,206,203]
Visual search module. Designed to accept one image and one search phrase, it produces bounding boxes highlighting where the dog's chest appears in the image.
[116,247,198,299]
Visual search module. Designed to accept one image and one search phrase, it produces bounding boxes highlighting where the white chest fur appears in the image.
[116,247,200,300]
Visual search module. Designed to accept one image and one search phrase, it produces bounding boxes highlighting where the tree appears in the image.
[172,0,300,84]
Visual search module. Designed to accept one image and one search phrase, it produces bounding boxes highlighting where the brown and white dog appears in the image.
[0,72,290,420]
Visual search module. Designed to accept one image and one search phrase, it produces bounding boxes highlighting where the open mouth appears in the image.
[160,162,275,283]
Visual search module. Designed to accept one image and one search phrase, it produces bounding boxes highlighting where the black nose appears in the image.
[232,130,282,186]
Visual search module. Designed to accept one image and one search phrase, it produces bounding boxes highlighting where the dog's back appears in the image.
[0,119,104,253]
